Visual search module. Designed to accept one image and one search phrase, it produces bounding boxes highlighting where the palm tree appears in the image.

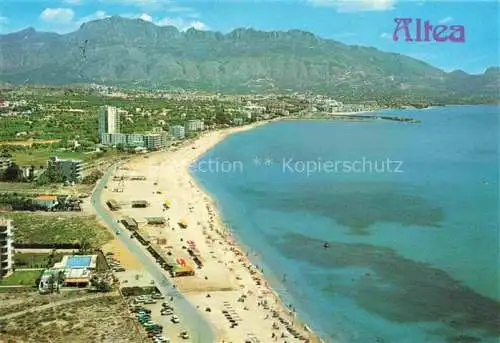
[79,237,91,255]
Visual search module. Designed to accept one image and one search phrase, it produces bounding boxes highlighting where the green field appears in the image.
[7,213,113,248]
[9,149,93,166]
[0,270,42,286]
[14,252,66,269]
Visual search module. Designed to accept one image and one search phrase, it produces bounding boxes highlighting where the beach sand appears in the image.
[97,123,323,343]
[101,238,144,270]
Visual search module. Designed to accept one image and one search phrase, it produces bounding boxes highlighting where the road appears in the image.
[90,162,214,343]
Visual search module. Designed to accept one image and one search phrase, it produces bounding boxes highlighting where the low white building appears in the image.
[39,255,97,293]
[48,156,83,182]
[0,157,12,171]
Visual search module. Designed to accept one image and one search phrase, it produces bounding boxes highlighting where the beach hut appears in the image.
[106,199,121,211]
[131,200,149,208]
[121,216,138,231]
[134,229,151,246]
[178,219,188,228]
[146,217,166,226]
[187,248,203,268]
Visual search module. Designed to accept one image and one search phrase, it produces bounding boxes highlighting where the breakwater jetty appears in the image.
[290,112,421,123]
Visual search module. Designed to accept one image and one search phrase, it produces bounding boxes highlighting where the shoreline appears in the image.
[185,123,327,342]
[95,120,324,343]
[181,122,325,342]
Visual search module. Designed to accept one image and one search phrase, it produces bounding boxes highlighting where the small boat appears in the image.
[323,242,330,249]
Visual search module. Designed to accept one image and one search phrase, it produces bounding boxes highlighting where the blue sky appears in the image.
[0,0,498,74]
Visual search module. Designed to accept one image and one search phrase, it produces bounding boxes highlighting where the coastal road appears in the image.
[90,162,214,343]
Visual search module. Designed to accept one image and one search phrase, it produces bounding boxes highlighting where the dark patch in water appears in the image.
[275,232,500,338]
[447,335,481,343]
[238,182,443,233]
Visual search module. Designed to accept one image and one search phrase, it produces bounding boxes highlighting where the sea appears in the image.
[191,105,499,343]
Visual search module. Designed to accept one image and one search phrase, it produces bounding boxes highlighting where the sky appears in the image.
[0,0,498,74]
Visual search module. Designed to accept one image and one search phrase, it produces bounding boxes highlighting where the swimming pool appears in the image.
[66,256,92,268]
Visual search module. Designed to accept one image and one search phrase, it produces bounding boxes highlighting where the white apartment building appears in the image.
[185,119,204,132]
[170,125,186,139]
[47,156,83,182]
[98,106,120,142]
[0,218,14,278]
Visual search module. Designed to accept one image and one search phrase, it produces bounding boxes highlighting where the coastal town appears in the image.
[0,84,398,343]
[0,0,498,340]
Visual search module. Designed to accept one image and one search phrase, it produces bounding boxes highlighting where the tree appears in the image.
[46,274,55,293]
[0,149,11,158]
[28,165,35,181]
[82,170,103,185]
[115,143,125,152]
[97,280,111,292]
[56,270,65,293]
[79,237,92,255]
[2,163,23,182]
[90,277,111,292]
[215,106,231,125]
[35,166,66,185]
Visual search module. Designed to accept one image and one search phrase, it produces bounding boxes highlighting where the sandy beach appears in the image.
[97,122,323,343]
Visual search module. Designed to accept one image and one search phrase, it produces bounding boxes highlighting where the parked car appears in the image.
[147,327,162,334]
[171,315,180,324]
[180,331,189,339]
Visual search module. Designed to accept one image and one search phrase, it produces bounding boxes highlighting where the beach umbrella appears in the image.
[163,199,171,208]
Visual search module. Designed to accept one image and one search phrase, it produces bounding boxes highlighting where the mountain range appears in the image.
[0,16,498,102]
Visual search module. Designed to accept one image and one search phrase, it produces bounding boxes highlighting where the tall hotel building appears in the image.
[98,106,168,150]
[0,218,14,279]
[98,106,120,142]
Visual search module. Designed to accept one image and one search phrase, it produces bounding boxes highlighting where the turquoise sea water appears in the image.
[192,105,499,343]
